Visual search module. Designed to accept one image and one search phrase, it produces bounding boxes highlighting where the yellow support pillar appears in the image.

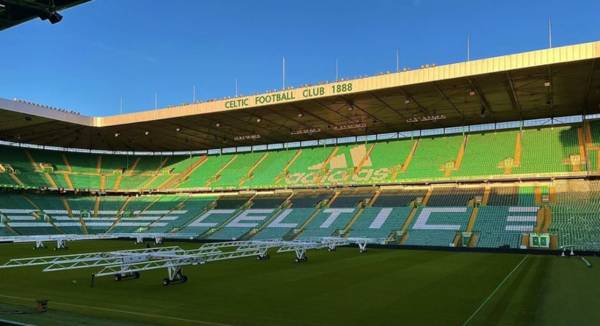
[481,187,491,206]
[513,132,522,167]
[453,135,468,171]
[96,156,102,174]
[422,188,433,206]
[44,173,57,188]
[159,156,208,190]
[206,155,238,187]
[9,174,25,187]
[63,173,74,190]
[61,153,73,173]
[240,152,270,187]
[401,140,419,172]
[93,196,101,217]
[465,207,479,233]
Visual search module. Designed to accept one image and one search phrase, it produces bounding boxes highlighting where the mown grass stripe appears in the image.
[0,293,230,326]
[462,254,529,326]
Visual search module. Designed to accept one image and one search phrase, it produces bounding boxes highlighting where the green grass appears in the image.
[0,241,598,326]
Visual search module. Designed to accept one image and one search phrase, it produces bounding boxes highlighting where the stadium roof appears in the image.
[0,0,89,30]
[1,40,600,151]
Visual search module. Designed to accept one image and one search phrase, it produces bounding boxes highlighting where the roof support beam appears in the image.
[397,88,429,115]
[242,111,305,142]
[7,125,75,143]
[133,128,213,151]
[289,103,336,129]
[138,127,217,151]
[584,59,597,115]
[313,99,358,123]
[214,112,288,144]
[505,71,523,120]
[432,83,465,122]
[265,107,337,138]
[168,122,235,148]
[338,95,395,129]
[369,93,406,120]
[467,78,495,118]
[369,93,409,120]
[288,103,339,138]
[546,66,556,118]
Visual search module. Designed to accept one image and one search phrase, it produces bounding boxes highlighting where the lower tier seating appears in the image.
[348,207,411,240]
[2,179,600,251]
[252,208,316,240]
[473,206,538,248]
[296,208,357,240]
[403,207,473,246]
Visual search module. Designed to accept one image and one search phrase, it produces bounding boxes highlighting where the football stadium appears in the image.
[1,1,600,325]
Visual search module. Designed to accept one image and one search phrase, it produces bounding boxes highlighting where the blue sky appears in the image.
[1,0,599,116]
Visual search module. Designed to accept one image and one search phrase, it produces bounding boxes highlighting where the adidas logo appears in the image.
[308,145,372,170]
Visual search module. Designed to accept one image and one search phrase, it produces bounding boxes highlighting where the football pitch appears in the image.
[0,240,598,326]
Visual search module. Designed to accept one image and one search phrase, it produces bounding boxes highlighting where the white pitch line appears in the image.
[462,254,529,326]
[0,293,231,326]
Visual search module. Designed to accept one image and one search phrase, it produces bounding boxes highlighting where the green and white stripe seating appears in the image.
[251,208,316,240]
[297,208,356,240]
[404,207,472,246]
[474,206,537,248]
[348,207,412,241]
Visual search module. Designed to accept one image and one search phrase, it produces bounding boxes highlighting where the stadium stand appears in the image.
[548,180,600,250]
[296,208,357,240]
[473,206,538,249]
[207,194,288,240]
[328,189,374,208]
[400,135,463,181]
[404,207,473,246]
[426,187,483,207]
[0,124,596,192]
[243,150,297,188]
[373,189,426,207]
[453,131,517,177]
[0,178,598,252]
[347,207,412,241]
[2,121,600,251]
[2,38,600,269]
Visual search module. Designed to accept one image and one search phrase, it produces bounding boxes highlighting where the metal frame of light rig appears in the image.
[0,238,374,286]
[0,233,197,250]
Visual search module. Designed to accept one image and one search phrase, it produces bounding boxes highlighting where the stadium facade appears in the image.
[1,41,600,252]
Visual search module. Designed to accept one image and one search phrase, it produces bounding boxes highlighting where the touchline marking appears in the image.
[0,293,231,326]
[462,254,529,326]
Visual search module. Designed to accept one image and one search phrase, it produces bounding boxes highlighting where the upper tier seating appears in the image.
[211,152,265,189]
[243,150,297,189]
[0,123,592,191]
[453,131,517,178]
[514,126,580,174]
[400,135,463,181]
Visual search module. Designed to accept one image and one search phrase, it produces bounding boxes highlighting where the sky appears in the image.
[1,0,600,117]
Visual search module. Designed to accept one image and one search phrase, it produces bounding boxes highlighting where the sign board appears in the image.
[529,233,550,248]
